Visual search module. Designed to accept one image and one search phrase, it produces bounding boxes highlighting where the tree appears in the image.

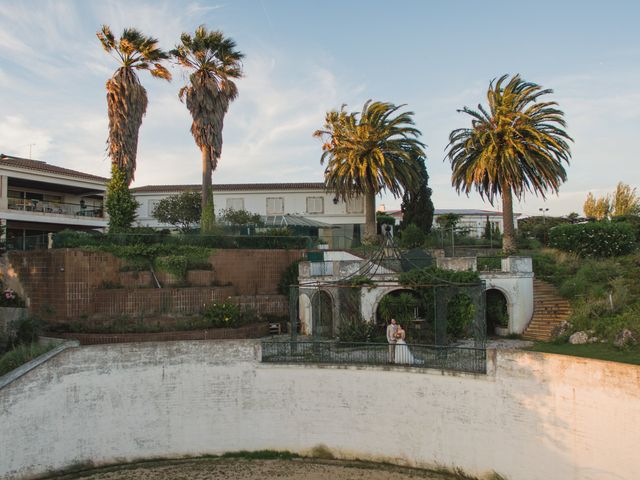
[151,191,201,232]
[314,100,425,241]
[105,165,140,232]
[399,158,434,234]
[612,182,640,217]
[218,208,263,226]
[583,192,611,220]
[97,25,171,185]
[435,213,461,231]
[171,26,244,233]
[446,74,572,254]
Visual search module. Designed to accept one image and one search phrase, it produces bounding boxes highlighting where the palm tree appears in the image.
[170,26,244,233]
[314,100,425,241]
[446,75,572,254]
[97,25,171,185]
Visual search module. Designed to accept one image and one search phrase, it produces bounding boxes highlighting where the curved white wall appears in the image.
[1,341,639,480]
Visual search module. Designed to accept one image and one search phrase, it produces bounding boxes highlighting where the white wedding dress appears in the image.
[394,339,422,365]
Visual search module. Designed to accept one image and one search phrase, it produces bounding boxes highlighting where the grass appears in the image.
[0,342,57,377]
[528,341,640,365]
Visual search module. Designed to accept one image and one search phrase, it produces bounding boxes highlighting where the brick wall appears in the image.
[6,248,303,324]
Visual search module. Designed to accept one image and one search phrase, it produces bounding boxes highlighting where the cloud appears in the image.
[0,116,53,159]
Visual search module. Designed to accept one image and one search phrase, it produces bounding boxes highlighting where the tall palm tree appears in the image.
[314,100,425,241]
[446,74,572,254]
[97,25,171,185]
[170,26,244,233]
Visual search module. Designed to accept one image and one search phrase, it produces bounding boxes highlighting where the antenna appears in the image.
[28,144,36,159]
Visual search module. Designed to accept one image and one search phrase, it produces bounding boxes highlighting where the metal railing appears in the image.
[7,198,104,218]
[261,340,486,374]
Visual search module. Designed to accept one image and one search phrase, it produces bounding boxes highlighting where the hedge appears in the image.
[549,222,636,257]
[52,230,311,250]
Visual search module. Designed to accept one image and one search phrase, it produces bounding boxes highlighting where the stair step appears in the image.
[524,278,572,341]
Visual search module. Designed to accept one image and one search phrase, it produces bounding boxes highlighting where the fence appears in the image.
[261,340,486,374]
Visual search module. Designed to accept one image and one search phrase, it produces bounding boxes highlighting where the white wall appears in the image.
[1,341,639,480]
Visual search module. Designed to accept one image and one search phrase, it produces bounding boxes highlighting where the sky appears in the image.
[0,0,639,217]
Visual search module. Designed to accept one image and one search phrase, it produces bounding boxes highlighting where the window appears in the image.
[148,200,160,216]
[306,196,324,214]
[266,197,285,215]
[226,198,244,211]
[346,197,364,214]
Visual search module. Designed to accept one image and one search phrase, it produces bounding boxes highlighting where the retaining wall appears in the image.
[1,342,638,480]
[4,249,302,323]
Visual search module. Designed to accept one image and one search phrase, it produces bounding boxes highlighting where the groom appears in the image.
[386,318,398,363]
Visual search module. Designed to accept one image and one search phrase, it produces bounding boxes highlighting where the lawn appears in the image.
[528,342,640,366]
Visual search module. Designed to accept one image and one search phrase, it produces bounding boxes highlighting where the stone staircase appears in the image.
[522,279,572,341]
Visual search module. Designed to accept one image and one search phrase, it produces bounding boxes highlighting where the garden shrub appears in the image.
[278,260,300,295]
[446,293,475,339]
[399,223,425,249]
[549,222,636,257]
[155,255,188,279]
[337,315,375,342]
[201,302,255,328]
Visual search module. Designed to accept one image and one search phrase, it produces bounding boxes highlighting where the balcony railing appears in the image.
[7,198,104,218]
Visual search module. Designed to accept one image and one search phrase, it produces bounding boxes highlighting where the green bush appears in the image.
[399,223,425,248]
[278,260,300,295]
[201,302,252,328]
[155,255,188,279]
[337,315,375,342]
[446,293,475,339]
[549,222,636,257]
[0,342,56,377]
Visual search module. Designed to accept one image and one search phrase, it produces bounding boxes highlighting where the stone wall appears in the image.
[1,342,638,480]
[5,248,303,324]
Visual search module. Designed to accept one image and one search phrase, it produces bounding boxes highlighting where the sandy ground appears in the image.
[58,459,456,480]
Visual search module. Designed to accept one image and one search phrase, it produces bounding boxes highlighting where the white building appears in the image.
[385,208,520,238]
[0,154,107,249]
[131,183,366,248]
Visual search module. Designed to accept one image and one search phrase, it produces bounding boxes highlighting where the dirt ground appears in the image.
[56,458,457,480]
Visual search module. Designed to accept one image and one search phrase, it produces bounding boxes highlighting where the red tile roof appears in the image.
[0,154,108,182]
[130,182,328,193]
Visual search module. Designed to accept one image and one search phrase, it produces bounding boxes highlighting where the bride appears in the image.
[394,325,423,365]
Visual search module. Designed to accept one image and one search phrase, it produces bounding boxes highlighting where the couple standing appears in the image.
[386,318,421,365]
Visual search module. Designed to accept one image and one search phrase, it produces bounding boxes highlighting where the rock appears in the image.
[588,337,599,344]
[569,331,589,345]
[614,329,637,348]
[553,320,572,337]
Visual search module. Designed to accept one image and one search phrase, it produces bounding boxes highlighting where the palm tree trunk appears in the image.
[364,191,377,242]
[501,184,516,255]
[200,147,215,233]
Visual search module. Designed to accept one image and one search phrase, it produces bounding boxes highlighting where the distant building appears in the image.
[0,154,107,250]
[130,183,366,248]
[385,208,520,238]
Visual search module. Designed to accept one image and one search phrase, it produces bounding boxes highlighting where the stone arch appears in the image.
[310,289,334,338]
[485,288,510,335]
[368,286,417,324]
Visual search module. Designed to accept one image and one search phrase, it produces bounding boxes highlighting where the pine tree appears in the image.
[399,158,434,234]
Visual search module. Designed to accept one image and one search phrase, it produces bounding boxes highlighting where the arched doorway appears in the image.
[486,288,509,335]
[312,290,333,338]
[376,289,428,342]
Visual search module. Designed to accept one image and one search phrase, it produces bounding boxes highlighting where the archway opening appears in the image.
[312,290,333,338]
[486,288,509,335]
[376,289,431,342]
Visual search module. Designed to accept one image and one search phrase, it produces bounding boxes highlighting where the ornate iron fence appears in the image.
[261,340,486,374]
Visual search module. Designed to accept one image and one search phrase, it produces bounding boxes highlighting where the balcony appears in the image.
[7,198,104,218]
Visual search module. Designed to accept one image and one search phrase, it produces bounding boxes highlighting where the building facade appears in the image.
[385,208,520,238]
[0,154,107,250]
[131,183,367,248]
